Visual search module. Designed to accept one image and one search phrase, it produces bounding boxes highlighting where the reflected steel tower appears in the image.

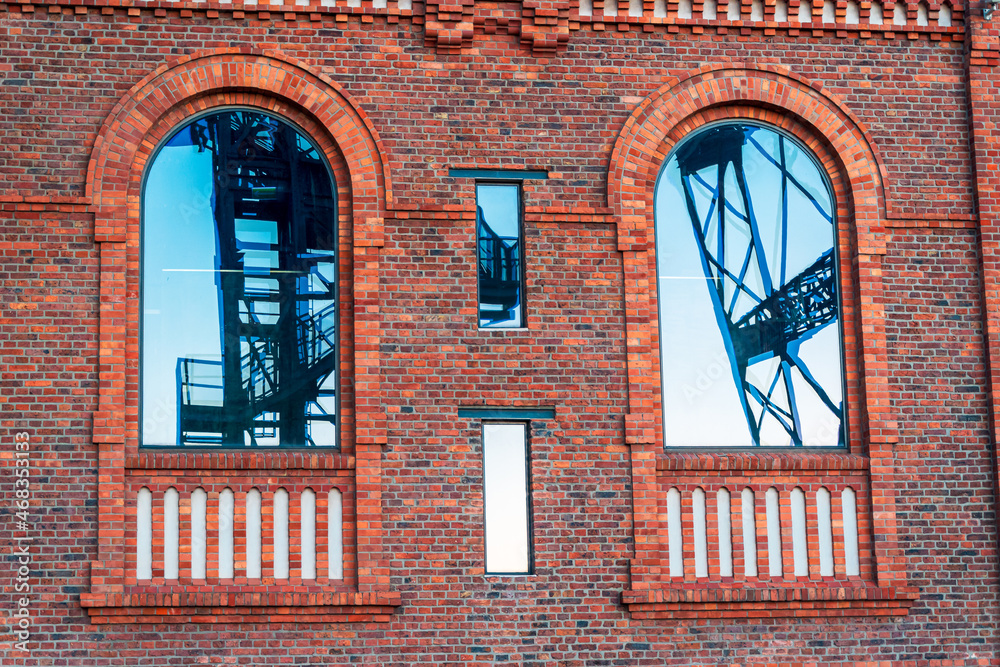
[673,125,842,446]
[175,111,338,446]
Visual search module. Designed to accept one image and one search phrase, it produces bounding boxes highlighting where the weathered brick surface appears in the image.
[0,2,998,664]
[883,230,998,656]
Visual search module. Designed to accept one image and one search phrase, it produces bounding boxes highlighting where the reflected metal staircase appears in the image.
[477,205,521,326]
[174,111,337,447]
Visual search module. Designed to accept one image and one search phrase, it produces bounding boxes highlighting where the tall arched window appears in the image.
[655,122,844,447]
[142,109,338,448]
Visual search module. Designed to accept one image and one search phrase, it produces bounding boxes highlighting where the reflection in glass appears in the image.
[143,110,337,447]
[483,423,532,574]
[656,123,844,447]
[477,184,523,327]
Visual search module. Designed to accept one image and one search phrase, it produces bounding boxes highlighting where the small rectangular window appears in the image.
[482,422,532,574]
[477,183,524,328]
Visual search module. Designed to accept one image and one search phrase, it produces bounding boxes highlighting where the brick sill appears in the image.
[127,450,355,471]
[81,589,401,624]
[657,450,867,473]
[622,584,918,618]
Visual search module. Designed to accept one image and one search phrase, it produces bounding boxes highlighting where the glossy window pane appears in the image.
[656,123,844,447]
[483,423,532,573]
[477,184,523,327]
[142,110,337,447]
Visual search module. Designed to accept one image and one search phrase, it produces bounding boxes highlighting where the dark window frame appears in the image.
[138,106,341,450]
[476,181,527,329]
[480,419,536,576]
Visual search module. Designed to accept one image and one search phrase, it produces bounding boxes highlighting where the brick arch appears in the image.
[607,62,889,252]
[86,48,392,239]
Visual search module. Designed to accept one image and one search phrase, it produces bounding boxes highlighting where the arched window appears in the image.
[142,109,338,448]
[655,122,844,447]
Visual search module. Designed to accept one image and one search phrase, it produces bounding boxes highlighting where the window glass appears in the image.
[142,109,337,447]
[477,184,523,327]
[483,423,532,573]
[656,123,844,447]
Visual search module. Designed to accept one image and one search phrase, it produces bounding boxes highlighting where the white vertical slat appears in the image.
[630,0,643,15]
[741,487,758,577]
[798,0,812,22]
[605,0,619,16]
[938,2,952,25]
[580,0,594,15]
[893,2,907,24]
[246,489,262,579]
[846,0,860,22]
[693,488,708,578]
[274,489,290,579]
[704,0,718,19]
[822,0,835,21]
[870,1,884,23]
[301,489,317,580]
[842,487,860,576]
[328,489,344,580]
[916,1,929,24]
[219,488,235,579]
[751,0,764,19]
[191,488,207,579]
[667,487,683,577]
[765,487,783,578]
[654,0,668,16]
[137,488,153,580]
[164,487,179,580]
[727,0,740,19]
[790,487,808,577]
[717,488,733,578]
[816,488,834,576]
[677,0,693,17]
[775,0,789,20]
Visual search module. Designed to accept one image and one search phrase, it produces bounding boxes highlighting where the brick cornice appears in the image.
[0,0,966,57]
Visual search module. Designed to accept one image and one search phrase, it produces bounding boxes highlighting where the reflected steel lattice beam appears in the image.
[675,125,842,446]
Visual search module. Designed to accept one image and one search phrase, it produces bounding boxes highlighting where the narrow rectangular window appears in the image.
[477,183,524,328]
[483,422,532,574]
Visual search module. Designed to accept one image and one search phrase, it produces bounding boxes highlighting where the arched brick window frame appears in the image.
[81,49,398,623]
[608,64,918,618]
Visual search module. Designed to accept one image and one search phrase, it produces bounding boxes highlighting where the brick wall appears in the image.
[1,2,999,663]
